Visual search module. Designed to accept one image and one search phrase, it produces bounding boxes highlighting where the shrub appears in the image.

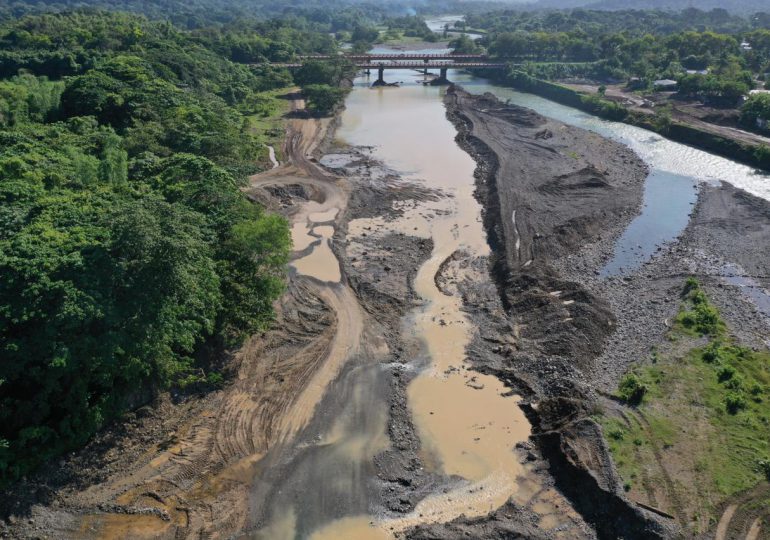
[702,342,722,363]
[725,392,747,414]
[694,303,721,335]
[755,144,770,167]
[619,374,648,405]
[206,371,225,388]
[723,376,744,391]
[580,93,628,121]
[690,289,708,305]
[679,311,697,328]
[676,278,722,335]
[717,365,736,382]
[683,276,700,295]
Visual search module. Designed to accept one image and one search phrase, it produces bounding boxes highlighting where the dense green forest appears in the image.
[466,9,770,105]
[536,0,770,16]
[0,0,508,27]
[0,9,355,484]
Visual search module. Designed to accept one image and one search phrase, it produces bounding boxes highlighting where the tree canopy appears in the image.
[0,8,355,483]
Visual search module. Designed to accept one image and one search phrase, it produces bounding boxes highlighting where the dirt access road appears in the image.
[563,82,770,148]
[0,95,371,539]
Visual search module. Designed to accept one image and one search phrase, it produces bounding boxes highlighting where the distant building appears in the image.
[741,41,752,51]
[653,79,678,91]
[685,69,709,75]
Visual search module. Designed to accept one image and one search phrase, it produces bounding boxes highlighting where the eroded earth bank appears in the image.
[3,82,770,540]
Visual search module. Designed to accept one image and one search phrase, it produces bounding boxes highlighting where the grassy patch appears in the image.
[245,87,292,166]
[375,28,443,45]
[598,278,770,526]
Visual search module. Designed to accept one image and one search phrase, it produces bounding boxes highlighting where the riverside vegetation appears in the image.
[465,8,770,168]
[0,10,354,484]
[599,279,770,529]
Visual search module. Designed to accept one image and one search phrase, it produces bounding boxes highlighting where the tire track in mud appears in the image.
[55,98,369,540]
[712,483,770,540]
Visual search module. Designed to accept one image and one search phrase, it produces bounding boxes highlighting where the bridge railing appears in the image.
[265,62,508,69]
[297,53,489,60]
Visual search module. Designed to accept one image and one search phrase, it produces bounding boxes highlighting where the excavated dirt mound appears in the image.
[444,86,676,539]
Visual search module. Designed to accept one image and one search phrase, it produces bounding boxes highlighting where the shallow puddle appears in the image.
[347,197,445,240]
[309,208,339,223]
[291,225,341,283]
[309,517,392,540]
[79,513,175,540]
[721,263,770,321]
[291,221,317,252]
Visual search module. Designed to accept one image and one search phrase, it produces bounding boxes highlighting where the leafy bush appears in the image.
[702,341,722,363]
[302,84,346,115]
[683,276,700,295]
[693,303,721,335]
[725,392,747,414]
[717,365,736,382]
[580,94,628,121]
[723,376,744,391]
[618,374,648,405]
[755,144,770,168]
[677,281,722,336]
[690,289,708,305]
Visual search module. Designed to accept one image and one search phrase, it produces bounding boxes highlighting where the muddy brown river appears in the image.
[254,67,537,539]
[311,73,534,539]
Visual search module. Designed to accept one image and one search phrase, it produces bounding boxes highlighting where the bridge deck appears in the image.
[359,62,505,69]
[298,54,488,60]
[269,62,506,69]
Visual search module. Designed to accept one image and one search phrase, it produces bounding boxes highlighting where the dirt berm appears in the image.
[443,86,678,539]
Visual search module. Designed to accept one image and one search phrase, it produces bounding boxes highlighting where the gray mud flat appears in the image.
[444,86,677,539]
[444,86,770,539]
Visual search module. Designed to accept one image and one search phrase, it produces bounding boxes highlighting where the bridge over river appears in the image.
[266,53,508,85]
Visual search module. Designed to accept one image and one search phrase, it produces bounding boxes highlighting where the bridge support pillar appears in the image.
[372,66,387,87]
[423,58,429,75]
[431,67,450,86]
